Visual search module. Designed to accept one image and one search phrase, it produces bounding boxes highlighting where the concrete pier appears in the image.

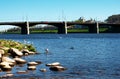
[88,22,99,33]
[96,22,99,34]
[58,26,67,34]
[21,22,30,35]
[58,22,67,34]
[110,25,120,33]
[88,25,97,33]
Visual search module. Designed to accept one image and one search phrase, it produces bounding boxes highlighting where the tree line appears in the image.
[75,14,120,23]
[105,14,120,23]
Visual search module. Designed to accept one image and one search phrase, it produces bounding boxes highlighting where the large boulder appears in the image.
[0,62,13,70]
[8,48,23,57]
[14,57,26,64]
[1,64,12,71]
[21,49,29,55]
[22,49,36,55]
[0,61,14,67]
[2,56,15,64]
[0,61,10,67]
[0,49,5,55]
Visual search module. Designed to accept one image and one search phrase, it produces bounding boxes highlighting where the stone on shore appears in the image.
[0,61,14,68]
[2,56,15,64]
[21,49,29,55]
[49,66,67,71]
[35,60,42,64]
[40,68,47,72]
[28,51,36,55]
[22,49,36,55]
[8,48,23,57]
[27,62,38,66]
[46,62,61,66]
[1,64,12,71]
[2,73,14,78]
[14,57,26,64]
[0,49,5,55]
[17,70,28,74]
[27,66,36,70]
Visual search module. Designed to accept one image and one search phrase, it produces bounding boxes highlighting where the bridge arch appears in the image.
[0,22,29,34]
[29,24,58,34]
[0,25,21,34]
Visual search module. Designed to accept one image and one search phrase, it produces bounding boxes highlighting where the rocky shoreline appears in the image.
[0,40,67,78]
[0,40,37,77]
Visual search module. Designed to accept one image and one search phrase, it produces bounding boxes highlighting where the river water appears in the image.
[0,33,120,79]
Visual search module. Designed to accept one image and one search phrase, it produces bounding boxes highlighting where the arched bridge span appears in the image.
[0,21,120,34]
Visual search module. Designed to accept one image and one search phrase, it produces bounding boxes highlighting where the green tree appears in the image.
[105,14,120,23]
[75,17,85,23]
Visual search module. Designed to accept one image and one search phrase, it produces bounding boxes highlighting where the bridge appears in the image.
[0,21,120,34]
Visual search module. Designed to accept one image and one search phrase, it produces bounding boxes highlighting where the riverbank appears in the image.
[0,40,36,53]
[4,28,109,34]
[0,39,67,78]
[0,39,37,77]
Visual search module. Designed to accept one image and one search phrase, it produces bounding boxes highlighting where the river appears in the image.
[0,33,120,79]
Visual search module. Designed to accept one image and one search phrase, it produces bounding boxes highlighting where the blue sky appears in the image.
[0,0,120,31]
[0,0,120,21]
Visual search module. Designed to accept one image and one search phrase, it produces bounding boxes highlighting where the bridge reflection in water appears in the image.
[0,21,120,34]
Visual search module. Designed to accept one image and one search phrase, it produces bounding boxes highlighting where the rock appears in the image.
[2,73,14,78]
[1,64,12,71]
[2,56,16,64]
[27,66,36,70]
[46,62,61,66]
[0,68,2,72]
[49,66,67,71]
[27,62,38,66]
[14,58,26,64]
[22,49,36,55]
[0,61,14,68]
[40,68,47,72]
[8,48,23,57]
[24,53,29,56]
[21,49,29,55]
[0,49,5,55]
[35,60,42,64]
[17,70,28,74]
[28,51,36,55]
[0,47,9,51]
[0,54,2,58]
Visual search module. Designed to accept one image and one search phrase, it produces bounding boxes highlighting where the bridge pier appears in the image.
[57,22,67,34]
[21,22,30,35]
[110,25,120,33]
[88,23,99,33]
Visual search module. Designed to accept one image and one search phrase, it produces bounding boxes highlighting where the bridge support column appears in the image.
[58,22,67,34]
[88,23,99,33]
[21,22,30,35]
[111,25,120,33]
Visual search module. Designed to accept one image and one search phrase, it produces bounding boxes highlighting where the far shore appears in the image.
[3,28,109,34]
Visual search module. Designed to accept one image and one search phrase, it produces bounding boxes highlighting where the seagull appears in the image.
[45,48,49,53]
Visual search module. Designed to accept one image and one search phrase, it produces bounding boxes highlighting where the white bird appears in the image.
[45,48,49,53]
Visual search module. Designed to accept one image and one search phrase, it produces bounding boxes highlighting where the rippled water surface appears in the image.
[0,34,120,79]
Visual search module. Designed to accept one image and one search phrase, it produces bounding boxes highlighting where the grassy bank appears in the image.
[4,28,109,34]
[0,39,36,55]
